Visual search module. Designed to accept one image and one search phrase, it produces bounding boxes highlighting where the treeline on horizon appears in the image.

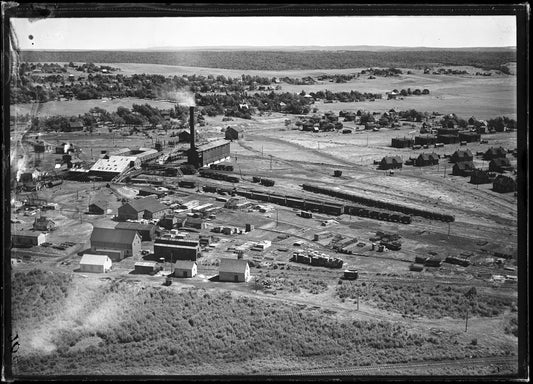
[18,50,516,71]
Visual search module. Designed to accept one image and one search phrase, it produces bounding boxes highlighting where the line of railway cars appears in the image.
[252,176,275,187]
[302,183,455,223]
[198,168,240,183]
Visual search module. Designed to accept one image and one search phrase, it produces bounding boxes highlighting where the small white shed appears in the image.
[80,254,112,273]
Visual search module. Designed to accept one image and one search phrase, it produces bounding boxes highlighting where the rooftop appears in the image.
[90,155,138,173]
[80,254,110,266]
[91,227,139,245]
[219,258,249,274]
[125,197,168,214]
[197,140,230,152]
[174,260,197,269]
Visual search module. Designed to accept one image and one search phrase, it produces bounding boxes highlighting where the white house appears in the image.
[79,254,112,273]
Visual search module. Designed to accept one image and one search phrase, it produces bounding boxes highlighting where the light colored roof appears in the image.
[126,197,168,214]
[219,258,249,273]
[154,243,198,250]
[91,227,139,245]
[90,155,138,173]
[197,140,229,152]
[80,254,110,265]
[174,260,197,269]
[115,222,156,231]
[135,261,158,267]
[12,230,45,238]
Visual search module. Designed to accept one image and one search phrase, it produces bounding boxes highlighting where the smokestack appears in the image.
[189,106,195,149]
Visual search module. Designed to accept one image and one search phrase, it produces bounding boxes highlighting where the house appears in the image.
[219,258,250,282]
[66,121,84,132]
[489,158,513,173]
[379,156,403,170]
[117,197,170,221]
[483,147,507,160]
[115,222,158,241]
[470,169,494,185]
[88,200,109,215]
[493,175,517,193]
[415,153,439,166]
[90,227,142,259]
[450,149,473,163]
[134,261,159,274]
[79,254,112,273]
[452,161,475,177]
[437,134,460,144]
[225,126,244,141]
[177,130,191,143]
[173,260,197,278]
[33,216,56,231]
[12,231,46,247]
[154,238,200,261]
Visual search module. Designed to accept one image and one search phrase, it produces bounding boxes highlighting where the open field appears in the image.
[9,57,520,378]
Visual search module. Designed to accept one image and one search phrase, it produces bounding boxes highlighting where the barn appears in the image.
[452,161,475,177]
[90,227,142,259]
[173,260,197,278]
[450,149,473,163]
[225,126,244,141]
[11,231,46,247]
[115,222,158,241]
[79,254,112,273]
[218,258,250,282]
[117,197,170,221]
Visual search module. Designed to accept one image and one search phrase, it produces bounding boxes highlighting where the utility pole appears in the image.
[447,222,451,239]
[269,155,273,171]
[465,307,469,332]
[357,294,360,311]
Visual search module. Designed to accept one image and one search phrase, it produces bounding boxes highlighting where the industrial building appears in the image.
[134,261,159,274]
[186,106,231,168]
[117,197,170,221]
[154,238,200,261]
[115,222,159,241]
[12,231,47,247]
[173,260,197,278]
[391,137,413,148]
[218,258,250,282]
[90,227,142,259]
[89,155,141,180]
[79,254,112,273]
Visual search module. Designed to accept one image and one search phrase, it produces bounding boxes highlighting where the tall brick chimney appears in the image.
[189,106,195,149]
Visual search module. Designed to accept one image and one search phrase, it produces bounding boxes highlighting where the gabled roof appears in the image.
[453,161,475,170]
[80,254,110,265]
[197,140,229,152]
[485,147,507,155]
[174,260,197,270]
[125,197,167,214]
[90,200,108,210]
[452,149,473,158]
[219,258,249,273]
[381,156,403,164]
[91,227,139,245]
[490,157,511,166]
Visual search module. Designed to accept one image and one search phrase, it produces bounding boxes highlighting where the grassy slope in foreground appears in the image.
[12,270,515,376]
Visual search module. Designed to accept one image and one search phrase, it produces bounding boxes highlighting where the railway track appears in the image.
[268,355,517,376]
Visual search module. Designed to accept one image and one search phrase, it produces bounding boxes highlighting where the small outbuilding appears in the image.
[134,261,159,274]
[11,231,47,247]
[89,200,109,215]
[225,126,244,141]
[79,254,112,273]
[33,216,56,231]
[173,260,197,278]
[218,258,250,282]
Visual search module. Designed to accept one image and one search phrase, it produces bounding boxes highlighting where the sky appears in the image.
[10,16,517,50]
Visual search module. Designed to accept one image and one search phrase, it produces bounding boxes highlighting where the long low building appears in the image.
[12,231,47,247]
[115,222,159,241]
[154,238,200,261]
[188,140,231,168]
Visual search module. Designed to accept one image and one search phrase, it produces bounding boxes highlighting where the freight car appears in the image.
[260,178,275,187]
[199,168,240,183]
[302,183,454,223]
[178,180,197,188]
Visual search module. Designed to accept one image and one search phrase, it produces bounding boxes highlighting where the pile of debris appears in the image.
[370,231,402,251]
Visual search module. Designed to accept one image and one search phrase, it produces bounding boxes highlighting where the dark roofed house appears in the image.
[225,126,244,141]
[118,197,170,221]
[33,216,56,231]
[483,147,507,160]
[66,121,84,132]
[218,258,250,282]
[414,135,437,146]
[115,222,159,241]
[470,169,494,185]
[89,200,109,215]
[450,149,473,163]
[90,227,142,259]
[452,161,475,177]
[493,175,517,193]
[177,130,191,143]
[391,137,413,148]
[379,156,403,170]
[489,158,513,173]
[415,153,439,167]
[458,131,481,143]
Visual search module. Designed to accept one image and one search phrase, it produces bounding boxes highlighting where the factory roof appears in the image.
[126,197,168,214]
[90,155,138,173]
[91,227,139,245]
[197,140,229,152]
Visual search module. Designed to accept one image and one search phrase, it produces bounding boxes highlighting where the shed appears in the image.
[218,258,250,282]
[134,261,159,274]
[225,126,244,141]
[178,130,191,143]
[90,227,141,258]
[173,260,197,278]
[79,254,112,273]
[66,121,84,132]
[89,200,109,215]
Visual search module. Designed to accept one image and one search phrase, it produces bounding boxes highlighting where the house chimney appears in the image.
[189,106,195,149]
